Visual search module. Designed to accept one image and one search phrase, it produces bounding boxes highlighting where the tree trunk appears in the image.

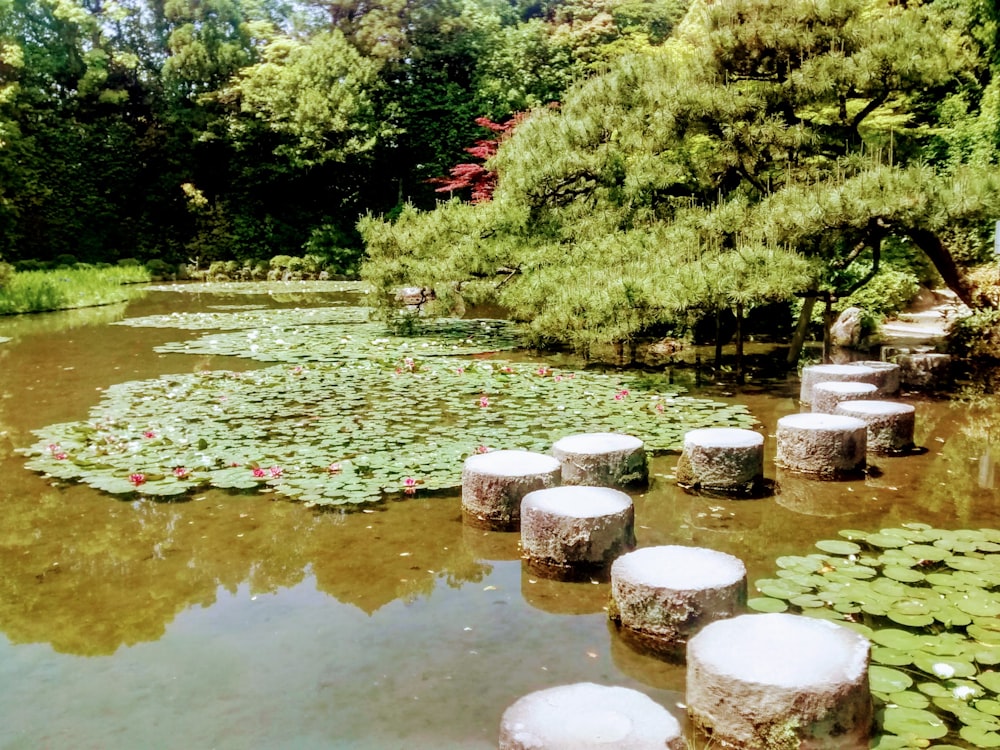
[735,302,744,384]
[787,296,817,366]
[909,228,994,309]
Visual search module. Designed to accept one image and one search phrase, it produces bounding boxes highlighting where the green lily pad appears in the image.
[816,539,862,555]
[881,706,949,740]
[747,597,788,613]
[872,665,915,694]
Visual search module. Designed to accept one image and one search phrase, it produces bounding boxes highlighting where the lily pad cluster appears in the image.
[146,280,370,295]
[21,359,753,505]
[750,524,1000,748]
[150,316,527,361]
[114,305,368,331]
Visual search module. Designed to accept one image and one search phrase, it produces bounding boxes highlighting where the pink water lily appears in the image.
[475,445,490,454]
[500,366,514,374]
[402,476,419,495]
[479,395,490,408]
[173,467,190,478]
[327,462,342,474]
[655,401,665,413]
[129,473,146,486]
[536,366,550,377]
[614,389,630,401]
[291,366,304,375]
[269,466,283,478]
[54,452,67,461]
[251,467,266,478]
[142,430,157,439]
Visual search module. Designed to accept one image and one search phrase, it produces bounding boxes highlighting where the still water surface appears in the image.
[1,287,999,749]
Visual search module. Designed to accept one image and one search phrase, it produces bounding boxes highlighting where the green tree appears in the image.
[362,0,1000,356]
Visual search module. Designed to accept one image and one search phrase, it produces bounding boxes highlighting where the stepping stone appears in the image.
[461,450,562,531]
[810,381,878,415]
[610,545,747,657]
[500,682,686,750]
[520,486,635,580]
[851,360,901,396]
[799,364,879,405]
[687,613,872,749]
[551,432,647,487]
[834,400,916,454]
[898,352,952,390]
[675,428,764,494]
[775,413,867,478]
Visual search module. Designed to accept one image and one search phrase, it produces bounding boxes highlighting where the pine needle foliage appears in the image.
[361,0,1000,352]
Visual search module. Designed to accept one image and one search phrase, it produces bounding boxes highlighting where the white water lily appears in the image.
[953,685,977,700]
[932,662,956,679]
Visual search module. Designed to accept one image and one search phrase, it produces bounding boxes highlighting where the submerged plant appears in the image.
[750,524,1000,748]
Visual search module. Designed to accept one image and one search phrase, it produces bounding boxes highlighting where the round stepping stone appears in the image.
[551,432,647,487]
[834,400,916,454]
[675,428,764,495]
[461,450,562,531]
[799,364,878,405]
[811,381,878,415]
[898,352,952,389]
[687,613,872,749]
[520,486,635,581]
[775,413,867,478]
[852,360,901,395]
[610,545,747,658]
[500,682,686,750]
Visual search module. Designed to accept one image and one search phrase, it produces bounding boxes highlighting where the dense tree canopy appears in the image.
[361,0,1000,351]
[0,0,684,270]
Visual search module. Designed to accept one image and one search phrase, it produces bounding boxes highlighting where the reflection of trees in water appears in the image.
[0,473,487,654]
[913,397,1000,523]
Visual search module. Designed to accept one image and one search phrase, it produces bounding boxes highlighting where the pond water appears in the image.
[1,286,999,749]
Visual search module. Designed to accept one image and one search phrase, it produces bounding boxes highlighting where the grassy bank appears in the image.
[0,266,151,315]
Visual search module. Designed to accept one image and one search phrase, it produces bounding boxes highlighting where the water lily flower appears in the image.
[953,685,977,701]
[500,366,514,374]
[54,452,67,461]
[230,461,241,467]
[932,662,956,679]
[291,366,304,375]
[655,402,665,413]
[252,467,266,478]
[403,476,418,495]
[475,445,490,454]
[173,467,190,479]
[536,366,550,377]
[615,389,630,401]
[479,395,490,408]
[129,473,146,486]
[143,430,157,439]
[456,367,465,375]
[269,466,283,478]
[328,463,342,474]
[554,375,563,382]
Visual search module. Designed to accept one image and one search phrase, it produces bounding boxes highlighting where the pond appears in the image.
[1,283,999,749]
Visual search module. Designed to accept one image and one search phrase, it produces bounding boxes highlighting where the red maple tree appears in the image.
[428,114,526,204]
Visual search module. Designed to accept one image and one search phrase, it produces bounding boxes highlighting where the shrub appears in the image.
[53,254,78,268]
[0,261,13,290]
[269,255,293,271]
[949,308,1000,360]
[145,259,175,279]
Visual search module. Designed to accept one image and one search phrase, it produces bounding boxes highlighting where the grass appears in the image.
[0,266,151,315]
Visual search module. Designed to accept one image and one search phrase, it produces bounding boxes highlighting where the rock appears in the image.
[897,353,952,390]
[610,545,747,657]
[675,428,764,494]
[830,306,866,347]
[500,683,686,750]
[461,450,562,531]
[810,382,878,415]
[520,486,635,581]
[551,432,647,488]
[775,413,867,478]
[687,613,873,750]
[799,364,879,405]
[834,400,916,454]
